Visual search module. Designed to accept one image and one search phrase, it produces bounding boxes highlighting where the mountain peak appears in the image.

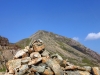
[17,30,100,66]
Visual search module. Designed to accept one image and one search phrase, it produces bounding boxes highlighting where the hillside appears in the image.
[0,36,20,72]
[16,30,100,67]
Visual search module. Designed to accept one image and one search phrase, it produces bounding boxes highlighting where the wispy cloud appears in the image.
[72,37,79,41]
[85,32,100,40]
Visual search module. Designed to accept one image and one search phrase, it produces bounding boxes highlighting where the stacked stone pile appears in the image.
[4,39,100,75]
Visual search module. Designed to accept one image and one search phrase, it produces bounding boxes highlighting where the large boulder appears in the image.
[46,58,64,75]
[92,67,100,75]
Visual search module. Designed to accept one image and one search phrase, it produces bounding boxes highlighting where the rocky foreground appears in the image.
[4,39,100,75]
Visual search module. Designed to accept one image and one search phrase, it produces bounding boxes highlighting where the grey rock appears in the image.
[83,66,91,72]
[46,58,64,75]
[21,57,31,64]
[35,72,40,75]
[15,65,29,75]
[51,53,63,61]
[31,65,45,73]
[41,50,50,57]
[65,71,80,75]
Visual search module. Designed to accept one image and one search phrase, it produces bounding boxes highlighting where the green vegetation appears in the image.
[82,57,97,66]
[57,41,67,51]
[0,67,6,72]
[16,38,31,48]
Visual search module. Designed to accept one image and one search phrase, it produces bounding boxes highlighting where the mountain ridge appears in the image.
[16,30,100,66]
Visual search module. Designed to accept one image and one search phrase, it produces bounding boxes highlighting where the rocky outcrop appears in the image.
[0,36,9,46]
[0,36,21,72]
[4,39,100,75]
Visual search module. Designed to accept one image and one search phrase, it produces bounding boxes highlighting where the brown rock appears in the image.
[9,67,15,74]
[28,57,42,65]
[6,59,21,71]
[14,50,27,59]
[92,67,100,75]
[65,65,78,70]
[59,60,67,67]
[79,71,90,75]
[30,52,41,59]
[43,67,54,75]
[33,44,45,52]
[42,57,49,63]
[28,48,34,53]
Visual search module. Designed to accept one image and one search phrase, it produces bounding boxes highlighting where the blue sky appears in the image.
[0,0,100,53]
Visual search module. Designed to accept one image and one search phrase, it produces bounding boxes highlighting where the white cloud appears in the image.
[72,37,79,41]
[85,32,100,40]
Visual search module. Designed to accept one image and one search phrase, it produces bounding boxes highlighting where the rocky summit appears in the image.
[4,39,100,75]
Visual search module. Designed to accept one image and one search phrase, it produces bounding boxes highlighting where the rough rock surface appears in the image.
[4,39,100,75]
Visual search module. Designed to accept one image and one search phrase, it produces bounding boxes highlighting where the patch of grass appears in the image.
[57,41,68,51]
[16,38,31,49]
[0,67,6,72]
[82,57,96,66]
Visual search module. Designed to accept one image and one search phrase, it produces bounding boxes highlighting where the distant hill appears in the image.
[0,36,20,71]
[16,30,100,67]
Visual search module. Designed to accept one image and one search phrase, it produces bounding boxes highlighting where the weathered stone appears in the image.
[65,65,78,70]
[23,49,28,53]
[77,66,86,71]
[42,57,49,63]
[92,67,100,75]
[33,44,45,52]
[43,67,54,75]
[83,66,91,72]
[65,71,80,75]
[25,46,29,50]
[66,62,73,66]
[46,58,64,75]
[30,52,41,59]
[21,57,31,64]
[35,72,40,75]
[60,60,67,67]
[28,58,42,65]
[6,59,21,71]
[9,67,15,74]
[41,50,50,57]
[15,65,29,75]
[30,65,45,73]
[4,73,13,75]
[51,53,63,61]
[14,50,26,59]
[38,63,47,68]
[38,39,43,43]
[79,71,90,75]
[28,48,34,53]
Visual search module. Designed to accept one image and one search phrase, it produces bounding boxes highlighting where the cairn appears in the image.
[5,39,100,75]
